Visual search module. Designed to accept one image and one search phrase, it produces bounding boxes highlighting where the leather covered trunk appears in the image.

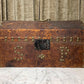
[0,21,84,67]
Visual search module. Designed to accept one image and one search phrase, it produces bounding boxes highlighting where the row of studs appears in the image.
[14,46,24,61]
[4,36,80,42]
[60,47,70,62]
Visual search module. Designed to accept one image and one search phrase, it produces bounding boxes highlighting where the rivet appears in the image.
[67,49,70,52]
[61,49,63,52]
[60,47,64,49]
[77,37,80,42]
[20,57,23,60]
[17,52,20,54]
[4,36,7,41]
[38,36,41,39]
[17,46,20,48]
[24,37,28,41]
[61,53,63,55]
[65,47,68,49]
[50,37,53,41]
[63,37,66,42]
[21,53,24,56]
[14,51,17,53]
[20,46,23,49]
[61,56,64,58]
[32,37,34,42]
[70,37,73,42]
[60,59,64,62]
[65,52,68,55]
[14,57,16,60]
[11,37,14,41]
[17,58,20,61]
[14,47,16,49]
[18,37,21,41]
[56,37,59,42]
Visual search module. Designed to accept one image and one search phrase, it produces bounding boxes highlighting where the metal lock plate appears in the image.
[34,39,50,50]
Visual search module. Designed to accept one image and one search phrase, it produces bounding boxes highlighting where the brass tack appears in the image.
[61,50,63,52]
[20,57,23,60]
[20,46,23,49]
[17,58,20,61]
[77,37,80,42]
[61,53,63,55]
[21,53,24,56]
[17,52,20,54]
[14,57,16,60]
[63,37,66,42]
[61,56,64,58]
[67,49,70,52]
[65,47,68,49]
[14,47,16,49]
[60,47,64,49]
[65,52,68,55]
[70,37,73,42]
[50,37,53,41]
[24,37,28,41]
[38,36,41,39]
[18,37,21,41]
[17,46,20,48]
[11,37,14,41]
[14,51,17,53]
[60,59,64,62]
[32,37,34,42]
[56,37,59,42]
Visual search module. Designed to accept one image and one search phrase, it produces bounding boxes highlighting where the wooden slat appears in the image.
[24,0,34,21]
[80,0,84,22]
[68,0,80,20]
[58,0,68,20]
[0,0,2,24]
[42,0,50,20]
[14,0,24,21]
[50,0,59,21]
[2,0,7,21]
[7,0,16,20]
[34,0,39,21]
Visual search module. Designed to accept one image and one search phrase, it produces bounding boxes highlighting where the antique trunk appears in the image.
[0,21,84,67]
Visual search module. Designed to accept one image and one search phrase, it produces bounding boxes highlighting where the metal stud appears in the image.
[14,47,16,49]
[70,37,73,42]
[18,37,21,41]
[17,52,20,54]
[24,37,28,41]
[14,51,17,53]
[56,37,59,42]
[4,36,7,41]
[77,37,80,42]
[14,57,16,60]
[20,46,23,49]
[20,57,23,60]
[65,52,68,55]
[32,37,34,42]
[38,36,41,39]
[67,49,70,52]
[17,58,20,61]
[63,37,66,42]
[61,50,63,52]
[50,37,53,41]
[61,53,63,55]
[11,37,14,41]
[60,47,64,49]
[61,56,64,58]
[60,58,64,62]
[21,53,24,56]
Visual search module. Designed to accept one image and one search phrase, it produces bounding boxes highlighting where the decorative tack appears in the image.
[32,37,34,42]
[56,37,59,42]
[60,59,64,62]
[24,37,28,41]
